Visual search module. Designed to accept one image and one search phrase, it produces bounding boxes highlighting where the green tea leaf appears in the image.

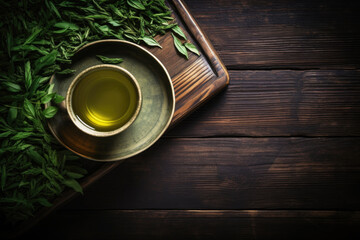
[96,55,124,64]
[53,94,65,103]
[24,98,36,118]
[172,25,187,40]
[127,0,146,10]
[32,39,52,45]
[141,36,162,48]
[48,1,62,19]
[34,50,58,74]
[108,19,122,27]
[43,133,52,144]
[27,149,45,165]
[7,107,18,123]
[22,168,43,175]
[172,33,188,59]
[35,198,53,207]
[64,178,83,194]
[85,15,110,20]
[3,82,21,93]
[57,68,76,75]
[41,93,55,104]
[53,28,68,34]
[39,76,51,84]
[91,0,106,12]
[0,131,12,138]
[11,132,32,140]
[19,181,30,188]
[25,61,32,90]
[184,42,200,56]
[47,83,55,94]
[18,143,32,151]
[109,5,125,18]
[96,24,110,34]
[66,171,84,179]
[124,33,139,42]
[43,106,58,118]
[47,167,64,180]
[54,22,79,31]
[12,45,49,55]
[23,27,42,45]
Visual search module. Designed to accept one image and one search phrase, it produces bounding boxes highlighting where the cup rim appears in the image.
[66,64,142,137]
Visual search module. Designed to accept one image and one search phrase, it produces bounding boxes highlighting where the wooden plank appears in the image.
[62,138,360,210]
[183,0,360,69]
[168,70,360,137]
[24,210,360,239]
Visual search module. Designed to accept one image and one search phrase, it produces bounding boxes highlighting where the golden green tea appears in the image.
[71,68,139,132]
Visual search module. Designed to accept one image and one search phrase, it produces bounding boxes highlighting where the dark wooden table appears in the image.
[22,0,360,239]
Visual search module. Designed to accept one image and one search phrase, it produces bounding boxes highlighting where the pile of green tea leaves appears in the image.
[0,0,198,225]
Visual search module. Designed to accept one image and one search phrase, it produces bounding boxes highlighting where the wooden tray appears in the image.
[5,0,228,237]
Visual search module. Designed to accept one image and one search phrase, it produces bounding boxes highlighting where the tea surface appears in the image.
[72,69,139,131]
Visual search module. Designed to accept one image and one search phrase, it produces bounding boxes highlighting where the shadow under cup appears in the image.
[66,64,142,137]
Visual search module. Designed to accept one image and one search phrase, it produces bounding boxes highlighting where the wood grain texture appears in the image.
[183,0,360,69]
[24,210,360,240]
[168,70,360,137]
[61,138,360,210]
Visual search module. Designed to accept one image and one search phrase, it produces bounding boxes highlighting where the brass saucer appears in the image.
[47,40,175,161]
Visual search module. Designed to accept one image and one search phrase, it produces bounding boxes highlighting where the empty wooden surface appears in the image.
[168,70,360,137]
[20,0,360,239]
[23,210,360,240]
